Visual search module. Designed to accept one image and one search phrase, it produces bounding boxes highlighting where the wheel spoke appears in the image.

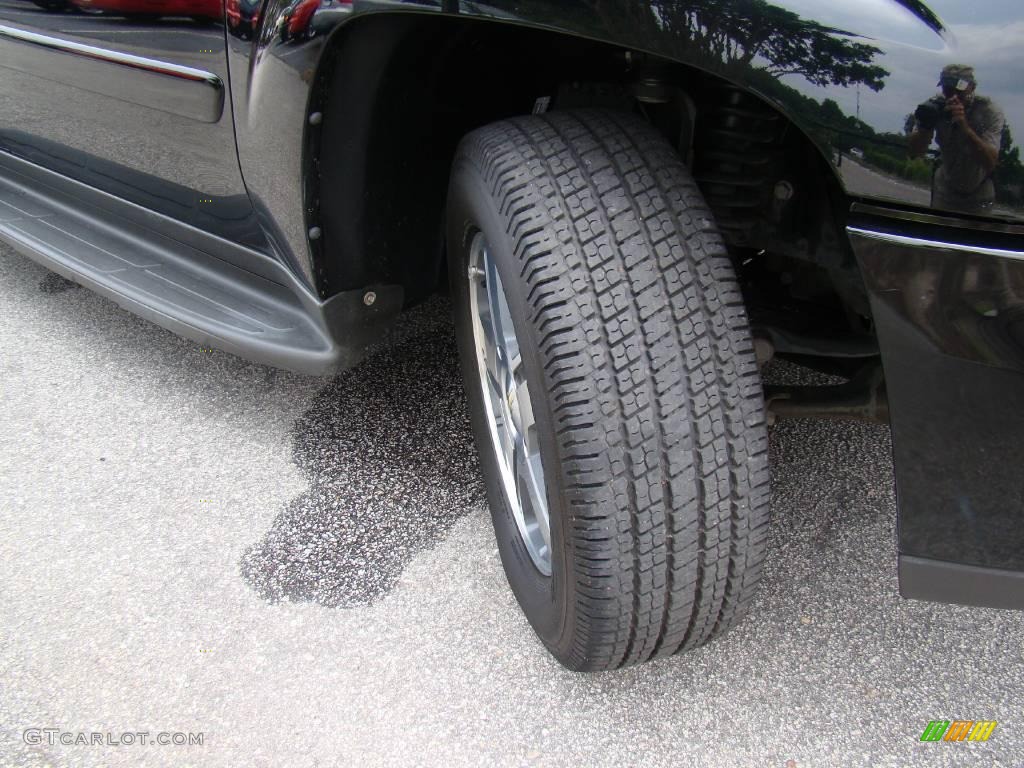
[506,346,523,391]
[481,313,504,391]
[515,433,551,556]
[475,274,506,396]
[515,378,534,439]
[496,403,516,474]
[484,253,507,350]
[481,363,512,471]
[484,249,520,370]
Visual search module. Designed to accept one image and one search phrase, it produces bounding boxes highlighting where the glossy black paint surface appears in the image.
[224,0,341,288]
[851,223,1024,573]
[901,554,1024,609]
[0,0,266,248]
[453,0,1024,224]
[217,0,1024,286]
[4,0,1024,289]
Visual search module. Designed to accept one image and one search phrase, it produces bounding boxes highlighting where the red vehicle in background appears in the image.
[226,0,260,38]
[278,0,318,42]
[70,0,221,21]
[278,0,350,42]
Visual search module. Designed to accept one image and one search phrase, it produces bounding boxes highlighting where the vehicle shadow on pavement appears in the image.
[241,298,487,607]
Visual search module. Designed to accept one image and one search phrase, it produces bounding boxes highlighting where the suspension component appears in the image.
[693,85,785,247]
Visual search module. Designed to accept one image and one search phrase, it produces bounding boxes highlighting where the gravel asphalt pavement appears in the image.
[2,241,1023,768]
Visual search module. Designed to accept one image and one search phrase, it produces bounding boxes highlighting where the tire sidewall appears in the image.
[447,157,574,654]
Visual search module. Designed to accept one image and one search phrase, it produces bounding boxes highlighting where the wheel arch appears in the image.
[303,9,860,304]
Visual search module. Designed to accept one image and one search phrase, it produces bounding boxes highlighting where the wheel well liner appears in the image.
[309,12,851,304]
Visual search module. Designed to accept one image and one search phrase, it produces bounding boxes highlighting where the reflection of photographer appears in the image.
[908,65,1005,212]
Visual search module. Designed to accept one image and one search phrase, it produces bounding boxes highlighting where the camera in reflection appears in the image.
[914,96,949,132]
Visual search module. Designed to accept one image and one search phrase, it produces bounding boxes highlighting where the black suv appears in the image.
[2,0,1022,671]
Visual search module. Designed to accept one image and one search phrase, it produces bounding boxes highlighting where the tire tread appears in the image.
[458,109,770,671]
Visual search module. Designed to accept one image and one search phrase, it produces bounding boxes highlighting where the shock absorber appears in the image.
[692,85,785,247]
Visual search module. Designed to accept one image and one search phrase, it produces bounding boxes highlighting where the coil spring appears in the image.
[693,85,785,247]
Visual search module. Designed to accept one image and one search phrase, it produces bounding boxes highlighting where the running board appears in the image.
[0,151,402,374]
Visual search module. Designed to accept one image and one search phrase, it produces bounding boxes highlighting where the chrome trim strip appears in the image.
[849,203,1024,237]
[0,24,222,87]
[846,226,1024,262]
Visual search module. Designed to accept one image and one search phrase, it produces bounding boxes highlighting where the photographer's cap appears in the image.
[938,64,976,90]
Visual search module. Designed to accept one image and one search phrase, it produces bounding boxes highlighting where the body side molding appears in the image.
[0,24,224,123]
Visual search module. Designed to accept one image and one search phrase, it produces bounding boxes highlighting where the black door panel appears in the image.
[0,0,262,246]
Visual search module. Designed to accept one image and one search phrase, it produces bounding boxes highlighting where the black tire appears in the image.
[447,109,770,671]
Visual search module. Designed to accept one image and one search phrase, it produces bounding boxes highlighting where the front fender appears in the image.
[227,0,1024,283]
[466,0,1024,224]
